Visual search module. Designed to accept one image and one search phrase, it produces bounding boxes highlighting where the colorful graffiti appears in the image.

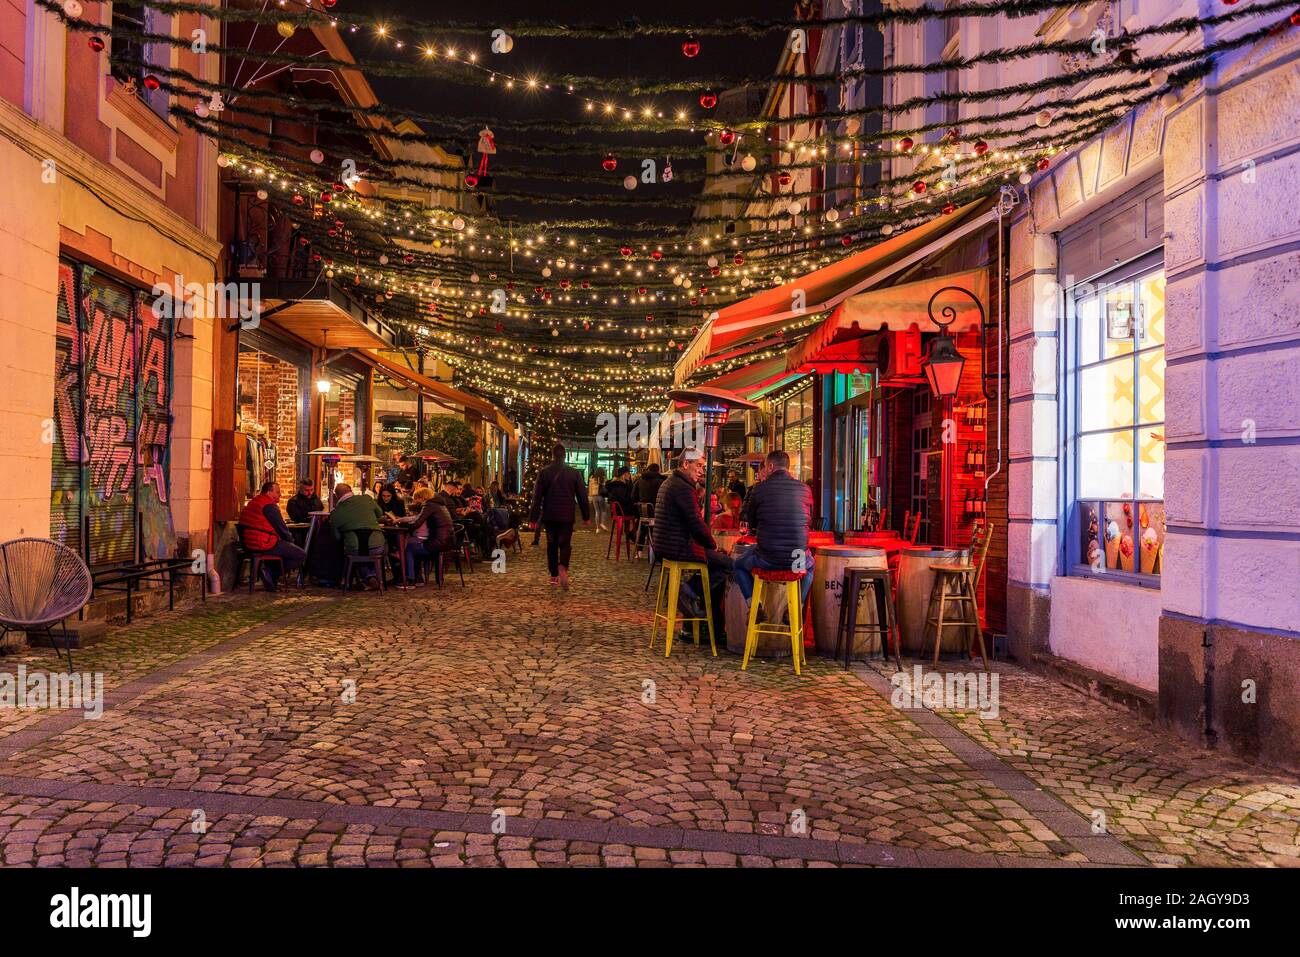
[50,262,173,565]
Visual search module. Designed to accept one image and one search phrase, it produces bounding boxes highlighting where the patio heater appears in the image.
[667,386,759,519]
[340,453,384,492]
[413,448,456,486]
[307,446,348,506]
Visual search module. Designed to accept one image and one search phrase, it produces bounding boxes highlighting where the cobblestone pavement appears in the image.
[0,531,1295,867]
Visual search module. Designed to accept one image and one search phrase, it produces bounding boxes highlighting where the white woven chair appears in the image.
[0,538,93,671]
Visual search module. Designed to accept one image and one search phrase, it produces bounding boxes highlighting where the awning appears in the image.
[360,351,514,432]
[787,268,990,374]
[674,197,995,382]
[256,279,398,349]
[698,354,802,401]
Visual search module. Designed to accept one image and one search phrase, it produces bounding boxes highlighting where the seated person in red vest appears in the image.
[238,481,307,591]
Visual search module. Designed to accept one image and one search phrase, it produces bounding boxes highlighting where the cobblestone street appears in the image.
[0,532,1296,868]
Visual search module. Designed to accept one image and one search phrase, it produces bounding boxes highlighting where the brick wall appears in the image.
[237,351,300,492]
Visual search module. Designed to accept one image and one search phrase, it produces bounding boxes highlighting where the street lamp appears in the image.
[922,285,981,398]
[667,385,759,519]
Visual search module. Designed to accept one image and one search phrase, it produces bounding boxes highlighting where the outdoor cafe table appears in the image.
[895,545,966,655]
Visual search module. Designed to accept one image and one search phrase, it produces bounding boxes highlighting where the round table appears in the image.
[895,546,966,655]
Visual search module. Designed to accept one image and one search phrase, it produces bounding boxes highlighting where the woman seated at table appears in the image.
[378,483,407,518]
[397,487,456,584]
[711,491,744,531]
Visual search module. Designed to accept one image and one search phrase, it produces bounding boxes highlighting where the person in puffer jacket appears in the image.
[735,449,815,608]
[652,448,733,637]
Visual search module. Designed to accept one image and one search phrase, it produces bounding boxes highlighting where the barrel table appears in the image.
[895,546,966,655]
[810,545,888,657]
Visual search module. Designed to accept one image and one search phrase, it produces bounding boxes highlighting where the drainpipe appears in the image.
[983,187,1017,502]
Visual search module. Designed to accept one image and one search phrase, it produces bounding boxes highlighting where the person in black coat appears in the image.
[735,449,815,608]
[529,441,591,587]
[652,449,733,639]
[286,478,324,523]
[633,462,666,516]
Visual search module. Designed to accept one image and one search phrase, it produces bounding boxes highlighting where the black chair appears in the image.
[834,566,902,670]
[419,547,465,588]
[234,527,285,593]
[341,553,385,592]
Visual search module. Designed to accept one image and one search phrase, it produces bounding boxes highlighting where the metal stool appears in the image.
[742,569,807,676]
[341,554,385,592]
[835,566,902,670]
[649,559,716,657]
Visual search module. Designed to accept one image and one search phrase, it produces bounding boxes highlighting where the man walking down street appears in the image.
[530,442,591,588]
[734,449,814,614]
[652,448,733,642]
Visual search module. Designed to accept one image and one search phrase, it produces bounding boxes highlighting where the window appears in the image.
[1068,256,1166,578]
[110,4,171,120]
[777,381,814,483]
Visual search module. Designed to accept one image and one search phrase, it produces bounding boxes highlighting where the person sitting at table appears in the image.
[397,487,456,585]
[652,448,733,641]
[328,483,386,590]
[238,481,307,591]
[711,491,744,531]
[734,449,814,616]
[378,483,407,518]
[286,478,323,524]
[727,469,747,501]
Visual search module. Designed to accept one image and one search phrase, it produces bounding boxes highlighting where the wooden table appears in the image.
[381,524,412,588]
[810,545,888,657]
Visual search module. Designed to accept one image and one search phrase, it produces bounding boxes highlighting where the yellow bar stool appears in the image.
[649,559,717,658]
[742,569,808,675]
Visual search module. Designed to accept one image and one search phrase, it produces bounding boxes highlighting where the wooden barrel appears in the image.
[895,546,966,655]
[811,546,888,657]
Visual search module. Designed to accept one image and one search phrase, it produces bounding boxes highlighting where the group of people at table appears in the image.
[531,442,812,648]
[237,471,516,591]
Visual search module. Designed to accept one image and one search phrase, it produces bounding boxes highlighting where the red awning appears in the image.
[675,198,994,381]
[787,268,991,374]
[697,354,801,400]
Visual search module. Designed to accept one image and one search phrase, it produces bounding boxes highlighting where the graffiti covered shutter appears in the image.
[50,261,84,555]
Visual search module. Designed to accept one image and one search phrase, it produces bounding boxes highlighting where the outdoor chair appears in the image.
[233,526,285,593]
[0,538,93,671]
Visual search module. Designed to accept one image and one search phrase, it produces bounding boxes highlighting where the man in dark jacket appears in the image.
[530,441,591,588]
[652,449,732,638]
[735,449,815,608]
[633,462,666,515]
[286,478,324,523]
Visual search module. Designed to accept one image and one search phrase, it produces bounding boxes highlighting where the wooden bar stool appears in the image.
[835,566,902,670]
[649,559,716,657]
[923,522,992,670]
[742,569,808,676]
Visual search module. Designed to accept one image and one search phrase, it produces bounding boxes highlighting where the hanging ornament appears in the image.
[974,140,989,156]
[942,202,956,215]
[194,101,209,118]
[276,21,296,39]
[309,148,325,164]
[881,224,895,236]
[841,236,852,246]
[619,246,634,258]
[651,250,663,261]
[474,126,496,179]
[732,253,745,265]
[601,153,618,172]
[470,272,481,282]
[699,91,718,109]
[777,171,792,187]
[719,129,737,146]
[87,35,105,52]
[464,172,479,188]
[787,200,802,216]
[492,30,514,54]
[1035,109,1053,128]
[142,74,161,91]
[291,192,305,205]
[322,0,337,6]
[320,191,333,203]
[379,254,389,265]
[662,157,674,183]
[542,266,552,278]
[551,328,559,337]
[710,267,721,277]
[623,175,637,190]
[825,208,839,223]
[740,154,757,172]
[1019,172,1033,185]
[1149,68,1169,88]
[207,91,224,113]
[681,37,701,58]
[452,216,466,231]
[900,137,915,152]
[62,0,82,16]
[912,180,927,194]
[255,189,268,201]
[215,154,232,168]
[1036,157,1051,171]
[707,256,719,268]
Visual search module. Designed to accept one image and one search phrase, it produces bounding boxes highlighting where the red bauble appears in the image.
[718,129,736,146]
[689,297,699,306]
[651,250,663,261]
[974,140,989,156]
[777,171,792,187]
[912,180,927,194]
[699,91,717,109]
[559,279,570,289]
[142,74,161,90]
[699,286,708,293]
[900,136,914,152]
[322,0,337,6]
[292,193,305,206]
[1036,157,1051,171]
[732,253,744,265]
[464,173,478,188]
[88,36,105,52]
[534,286,544,295]
[327,228,338,238]
[403,254,414,264]
[681,37,700,58]
[619,246,633,258]
[710,267,721,277]
[646,314,655,322]
[601,153,617,172]
[311,253,322,262]
[637,287,647,295]
[333,181,347,192]
[842,236,852,246]
[298,236,310,246]
[320,191,333,203]
[1291,9,1300,23]
[581,280,591,288]
[942,202,956,215]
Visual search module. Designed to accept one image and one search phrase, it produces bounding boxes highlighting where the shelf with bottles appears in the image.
[961,488,988,520]
[960,442,987,478]
[957,399,987,432]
